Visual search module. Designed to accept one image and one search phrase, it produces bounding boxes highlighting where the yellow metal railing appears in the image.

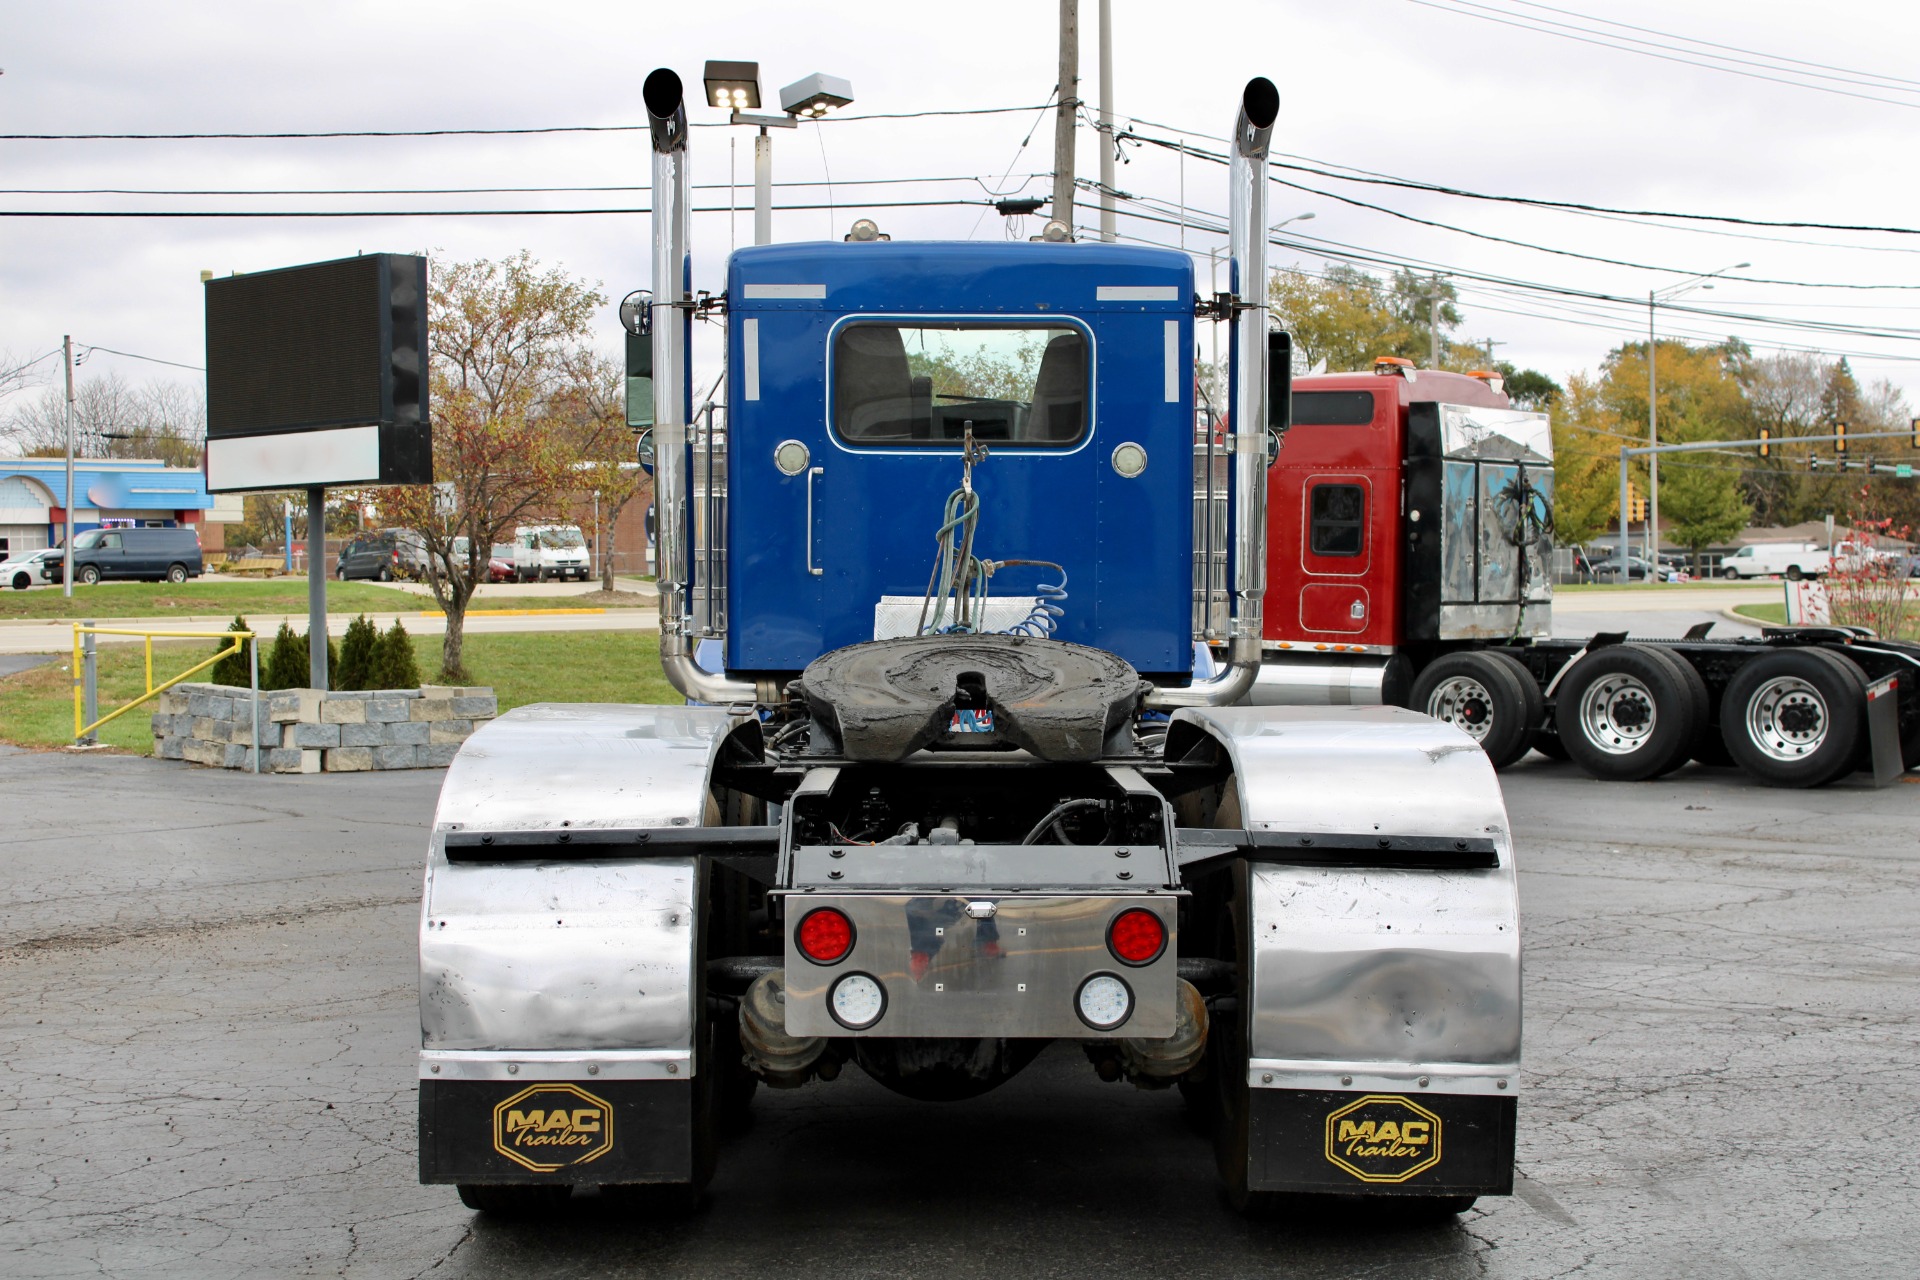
[72,624,259,767]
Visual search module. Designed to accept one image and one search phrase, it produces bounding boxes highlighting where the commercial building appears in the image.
[0,458,224,557]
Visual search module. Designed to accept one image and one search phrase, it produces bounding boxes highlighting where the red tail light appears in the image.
[1107,908,1166,966]
[796,908,854,964]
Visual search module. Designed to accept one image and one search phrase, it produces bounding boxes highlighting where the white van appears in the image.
[1720,542,1830,580]
[513,525,590,582]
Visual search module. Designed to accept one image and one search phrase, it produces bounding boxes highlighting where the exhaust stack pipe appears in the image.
[644,68,758,704]
[1148,76,1278,710]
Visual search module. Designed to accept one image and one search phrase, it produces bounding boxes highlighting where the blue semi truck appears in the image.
[416,71,1522,1220]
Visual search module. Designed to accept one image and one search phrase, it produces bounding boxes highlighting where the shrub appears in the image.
[335,614,379,691]
[263,622,340,690]
[210,615,251,687]
[371,619,421,690]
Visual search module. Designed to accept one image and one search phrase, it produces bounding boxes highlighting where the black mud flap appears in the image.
[1249,1088,1515,1197]
[419,1079,695,1185]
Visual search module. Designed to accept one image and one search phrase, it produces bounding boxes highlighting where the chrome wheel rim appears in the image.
[1428,675,1496,742]
[1746,676,1828,761]
[1577,673,1657,755]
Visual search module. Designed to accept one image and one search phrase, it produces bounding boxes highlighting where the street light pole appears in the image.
[1097,0,1115,243]
[1647,261,1749,568]
[62,335,75,599]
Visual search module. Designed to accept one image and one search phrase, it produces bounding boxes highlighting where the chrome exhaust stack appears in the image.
[644,67,759,704]
[1147,76,1278,710]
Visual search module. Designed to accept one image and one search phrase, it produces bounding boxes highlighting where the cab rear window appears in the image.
[1292,390,1375,426]
[833,323,1088,446]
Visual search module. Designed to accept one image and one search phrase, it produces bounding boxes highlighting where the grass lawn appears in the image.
[0,579,420,621]
[0,579,648,621]
[0,631,683,755]
[1735,603,1787,624]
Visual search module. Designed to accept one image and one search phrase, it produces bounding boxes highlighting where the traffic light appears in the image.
[1758,427,1770,458]
[1630,496,1647,522]
[1807,454,1822,473]
[1835,421,1848,454]
[1911,416,1918,449]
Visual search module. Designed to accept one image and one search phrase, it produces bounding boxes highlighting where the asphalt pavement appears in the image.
[1,743,1913,1278]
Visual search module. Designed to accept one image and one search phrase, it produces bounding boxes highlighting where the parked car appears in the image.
[0,547,55,590]
[336,531,413,582]
[488,544,517,584]
[46,527,204,585]
[1719,542,1830,581]
[512,525,590,582]
[1590,554,1677,583]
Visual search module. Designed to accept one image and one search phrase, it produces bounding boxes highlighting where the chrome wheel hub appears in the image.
[1578,674,1657,755]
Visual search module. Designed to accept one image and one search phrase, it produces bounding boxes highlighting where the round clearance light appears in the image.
[829,973,887,1029]
[1075,973,1134,1031]
[796,907,854,964]
[774,439,811,476]
[1107,908,1167,966]
[1110,442,1148,479]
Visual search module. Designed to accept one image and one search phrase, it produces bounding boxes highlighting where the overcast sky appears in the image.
[3,0,1917,419]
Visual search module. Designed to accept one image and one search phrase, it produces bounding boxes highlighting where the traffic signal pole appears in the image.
[1617,427,1918,569]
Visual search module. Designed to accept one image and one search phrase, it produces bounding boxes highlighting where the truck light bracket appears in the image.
[1175,827,1499,872]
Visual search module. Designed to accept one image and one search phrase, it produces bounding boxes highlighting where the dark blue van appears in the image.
[51,527,205,585]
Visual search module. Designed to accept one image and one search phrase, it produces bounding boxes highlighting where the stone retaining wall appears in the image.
[151,683,497,773]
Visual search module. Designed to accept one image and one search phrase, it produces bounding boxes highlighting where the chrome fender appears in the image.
[1170,705,1521,1095]
[418,703,748,1083]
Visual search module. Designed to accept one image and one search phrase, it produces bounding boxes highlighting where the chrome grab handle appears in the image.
[806,466,824,576]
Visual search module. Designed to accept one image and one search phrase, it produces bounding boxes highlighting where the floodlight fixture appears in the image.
[780,72,854,118]
[703,60,761,111]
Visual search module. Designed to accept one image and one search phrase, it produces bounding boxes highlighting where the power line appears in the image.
[84,345,205,372]
[0,104,1050,143]
[1501,0,1920,89]
[0,348,62,382]
[0,173,1045,198]
[1403,0,1920,110]
[0,198,992,219]
[1120,120,1920,237]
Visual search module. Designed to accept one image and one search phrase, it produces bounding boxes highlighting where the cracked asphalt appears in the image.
[1,743,1914,1278]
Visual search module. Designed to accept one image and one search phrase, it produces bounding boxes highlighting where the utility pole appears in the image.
[1482,337,1504,370]
[1427,274,1442,369]
[1097,0,1115,243]
[1647,290,1658,565]
[1053,0,1078,234]
[62,335,75,599]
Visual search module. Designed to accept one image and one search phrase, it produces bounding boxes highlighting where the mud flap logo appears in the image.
[1324,1094,1442,1183]
[492,1083,613,1173]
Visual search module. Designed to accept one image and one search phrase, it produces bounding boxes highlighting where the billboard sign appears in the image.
[203,253,431,493]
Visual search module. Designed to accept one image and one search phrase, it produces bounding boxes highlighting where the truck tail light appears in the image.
[828,972,886,1028]
[1107,908,1166,966]
[796,908,854,964]
[1075,973,1133,1030]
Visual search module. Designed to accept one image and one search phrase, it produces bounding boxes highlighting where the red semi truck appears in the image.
[1221,357,1919,788]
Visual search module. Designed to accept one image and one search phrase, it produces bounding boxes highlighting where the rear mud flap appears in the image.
[1248,1088,1515,1197]
[419,1079,694,1186]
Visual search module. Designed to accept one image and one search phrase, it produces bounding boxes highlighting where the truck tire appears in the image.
[78,564,101,585]
[165,563,189,584]
[1785,565,1805,581]
[456,1183,571,1217]
[1721,565,1741,579]
[1719,647,1865,788]
[1554,644,1701,781]
[1409,651,1538,770]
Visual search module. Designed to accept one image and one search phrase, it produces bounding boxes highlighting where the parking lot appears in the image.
[1,742,1913,1279]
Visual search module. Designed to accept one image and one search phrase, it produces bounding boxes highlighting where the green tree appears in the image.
[1549,374,1627,547]
[1500,367,1562,412]
[373,252,604,681]
[1386,270,1461,367]
[370,620,422,690]
[210,615,251,687]
[335,614,379,691]
[1267,265,1405,373]
[1660,457,1751,573]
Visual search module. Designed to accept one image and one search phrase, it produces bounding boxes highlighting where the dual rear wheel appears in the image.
[1409,650,1542,770]
[1553,643,1869,787]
